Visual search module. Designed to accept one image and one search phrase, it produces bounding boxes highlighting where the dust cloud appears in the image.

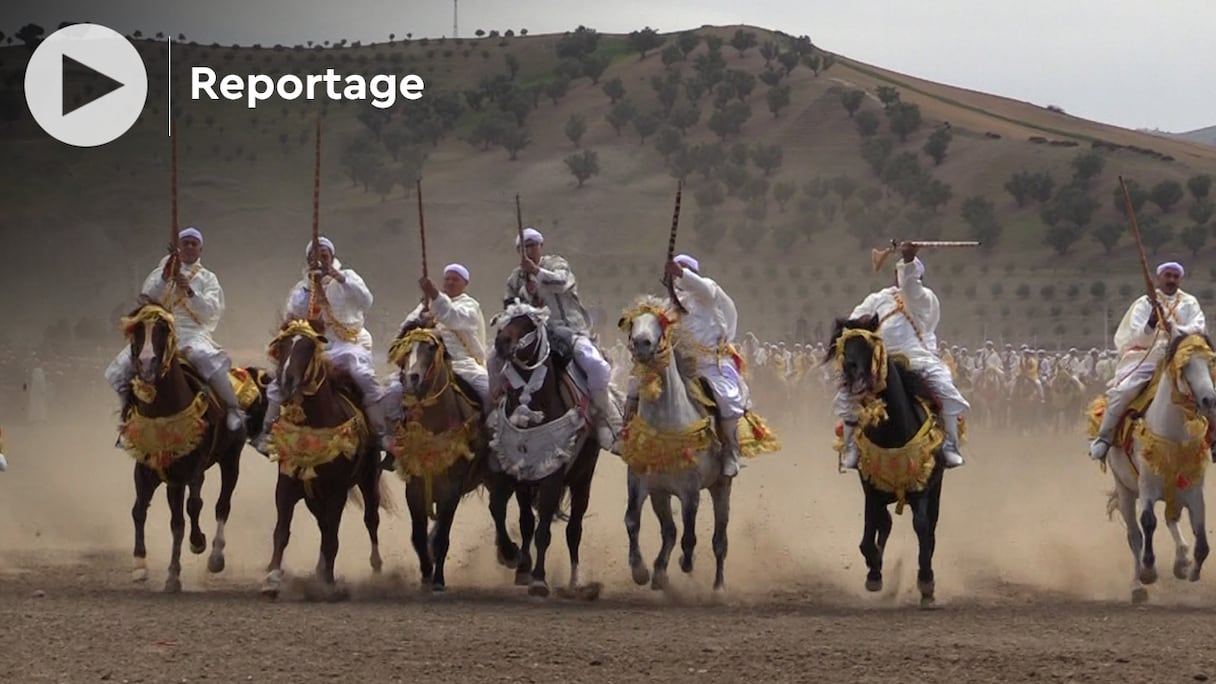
[2,369,1212,608]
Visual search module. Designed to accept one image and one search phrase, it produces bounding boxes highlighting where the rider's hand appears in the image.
[419,276,439,301]
[664,259,685,281]
[521,257,540,275]
[899,241,919,262]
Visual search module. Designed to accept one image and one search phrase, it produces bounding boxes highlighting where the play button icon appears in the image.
[25,23,148,147]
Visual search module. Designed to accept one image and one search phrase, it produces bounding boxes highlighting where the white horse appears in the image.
[618,296,732,591]
[1106,332,1216,603]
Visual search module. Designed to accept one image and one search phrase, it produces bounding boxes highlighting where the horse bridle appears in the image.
[122,305,179,402]
[269,320,328,397]
[389,328,454,407]
[508,315,551,372]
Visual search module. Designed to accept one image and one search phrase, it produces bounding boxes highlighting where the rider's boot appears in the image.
[840,420,860,470]
[251,398,281,457]
[940,414,965,468]
[1089,384,1139,461]
[207,371,247,432]
[716,416,741,478]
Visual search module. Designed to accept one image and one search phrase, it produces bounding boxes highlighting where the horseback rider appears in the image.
[972,340,1004,386]
[493,226,623,453]
[836,242,968,469]
[380,264,490,470]
[646,253,751,478]
[1017,348,1045,402]
[1089,261,1208,461]
[104,227,245,432]
[252,236,389,455]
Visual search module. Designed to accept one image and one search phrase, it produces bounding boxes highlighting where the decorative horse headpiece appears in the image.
[832,322,889,397]
[387,326,445,368]
[490,299,551,330]
[617,295,674,335]
[121,301,180,394]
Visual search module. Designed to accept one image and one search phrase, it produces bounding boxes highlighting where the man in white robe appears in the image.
[104,227,245,432]
[1089,261,1207,460]
[252,237,388,454]
[835,242,968,469]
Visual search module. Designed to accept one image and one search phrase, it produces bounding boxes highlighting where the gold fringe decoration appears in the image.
[389,418,477,481]
[854,401,944,515]
[738,410,781,456]
[120,392,209,480]
[228,367,261,410]
[620,413,714,475]
[269,412,365,481]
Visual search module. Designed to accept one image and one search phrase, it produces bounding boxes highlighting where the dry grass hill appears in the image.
[2,23,1216,361]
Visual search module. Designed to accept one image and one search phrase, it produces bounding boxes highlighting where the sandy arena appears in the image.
[3,385,1216,683]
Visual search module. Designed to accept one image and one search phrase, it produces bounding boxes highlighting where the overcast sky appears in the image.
[5,0,1212,133]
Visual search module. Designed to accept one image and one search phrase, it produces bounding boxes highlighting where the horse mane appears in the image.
[630,293,670,310]
[889,355,939,411]
[823,315,878,365]
[1166,331,1213,359]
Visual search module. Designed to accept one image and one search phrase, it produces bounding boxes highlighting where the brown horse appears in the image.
[260,319,387,598]
[488,302,601,598]
[387,323,519,591]
[119,298,264,592]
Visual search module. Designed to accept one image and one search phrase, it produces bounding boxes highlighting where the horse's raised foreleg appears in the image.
[1139,497,1159,585]
[709,478,732,592]
[489,473,520,569]
[186,471,206,555]
[208,444,240,574]
[563,470,594,591]
[131,466,159,583]
[625,470,650,586]
[262,475,301,599]
[649,493,677,591]
[677,487,700,575]
[1186,491,1209,582]
[514,486,536,587]
[405,481,434,586]
[164,483,187,593]
[429,483,463,592]
[528,477,563,597]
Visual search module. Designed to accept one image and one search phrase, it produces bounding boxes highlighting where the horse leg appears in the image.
[164,483,187,593]
[912,489,941,607]
[710,478,732,592]
[1186,492,1209,582]
[1139,497,1159,585]
[1166,508,1191,580]
[262,475,301,598]
[528,478,563,597]
[429,485,463,592]
[358,453,382,575]
[678,488,700,575]
[514,487,536,587]
[649,493,678,591]
[208,445,240,574]
[186,472,207,555]
[563,472,593,591]
[1115,485,1147,603]
[625,470,650,586]
[489,474,520,569]
[405,481,434,586]
[131,467,159,583]
[317,490,345,587]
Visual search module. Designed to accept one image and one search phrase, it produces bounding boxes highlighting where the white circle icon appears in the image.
[24,23,148,147]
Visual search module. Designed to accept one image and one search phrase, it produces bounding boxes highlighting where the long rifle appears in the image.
[417,178,429,311]
[662,181,687,313]
[308,119,322,319]
[168,117,180,273]
[1118,176,1167,329]
[515,193,534,301]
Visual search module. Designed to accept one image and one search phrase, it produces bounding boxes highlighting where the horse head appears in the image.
[490,300,550,369]
[269,318,329,403]
[826,315,886,397]
[388,322,448,396]
[618,295,673,364]
[121,297,178,388]
[1165,332,1216,415]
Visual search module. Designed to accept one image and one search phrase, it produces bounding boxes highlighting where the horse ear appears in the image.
[861,314,879,332]
[489,312,504,328]
[617,316,629,331]
[316,335,329,345]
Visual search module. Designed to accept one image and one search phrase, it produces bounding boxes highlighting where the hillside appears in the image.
[1161,124,1216,148]
[2,23,1216,361]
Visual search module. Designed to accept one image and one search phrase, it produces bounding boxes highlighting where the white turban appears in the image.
[674,253,699,271]
[306,236,335,258]
[178,227,203,244]
[514,227,543,247]
[444,263,470,282]
[1156,261,1184,277]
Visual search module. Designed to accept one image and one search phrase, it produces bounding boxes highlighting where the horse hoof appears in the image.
[679,555,694,574]
[497,545,520,569]
[190,538,206,555]
[865,578,882,593]
[919,594,937,609]
[1174,561,1191,580]
[558,582,602,601]
[164,576,182,594]
[1190,568,1203,583]
[261,588,280,600]
[917,579,935,597]
[1131,587,1148,604]
[630,564,650,586]
[207,554,226,574]
[528,581,550,598]
[514,570,531,587]
[1140,567,1158,585]
[132,568,148,583]
[651,572,669,591]
[432,583,446,594]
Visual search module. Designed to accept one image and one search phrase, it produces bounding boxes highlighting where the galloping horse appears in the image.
[488,302,600,598]
[386,323,511,591]
[1049,369,1086,433]
[118,298,264,592]
[971,367,1006,429]
[260,319,387,598]
[618,296,733,591]
[1008,373,1042,432]
[828,315,947,607]
[1101,333,1216,603]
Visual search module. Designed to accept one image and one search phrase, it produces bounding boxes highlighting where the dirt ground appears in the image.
[4,390,1216,683]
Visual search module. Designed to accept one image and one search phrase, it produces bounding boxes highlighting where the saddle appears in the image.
[1087,369,1163,453]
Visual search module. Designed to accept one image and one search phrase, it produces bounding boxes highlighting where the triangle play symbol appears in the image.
[62,53,126,116]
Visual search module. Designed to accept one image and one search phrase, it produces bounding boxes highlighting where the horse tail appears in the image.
[346,472,399,516]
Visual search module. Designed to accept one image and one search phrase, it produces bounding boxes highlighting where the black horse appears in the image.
[827,315,946,607]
